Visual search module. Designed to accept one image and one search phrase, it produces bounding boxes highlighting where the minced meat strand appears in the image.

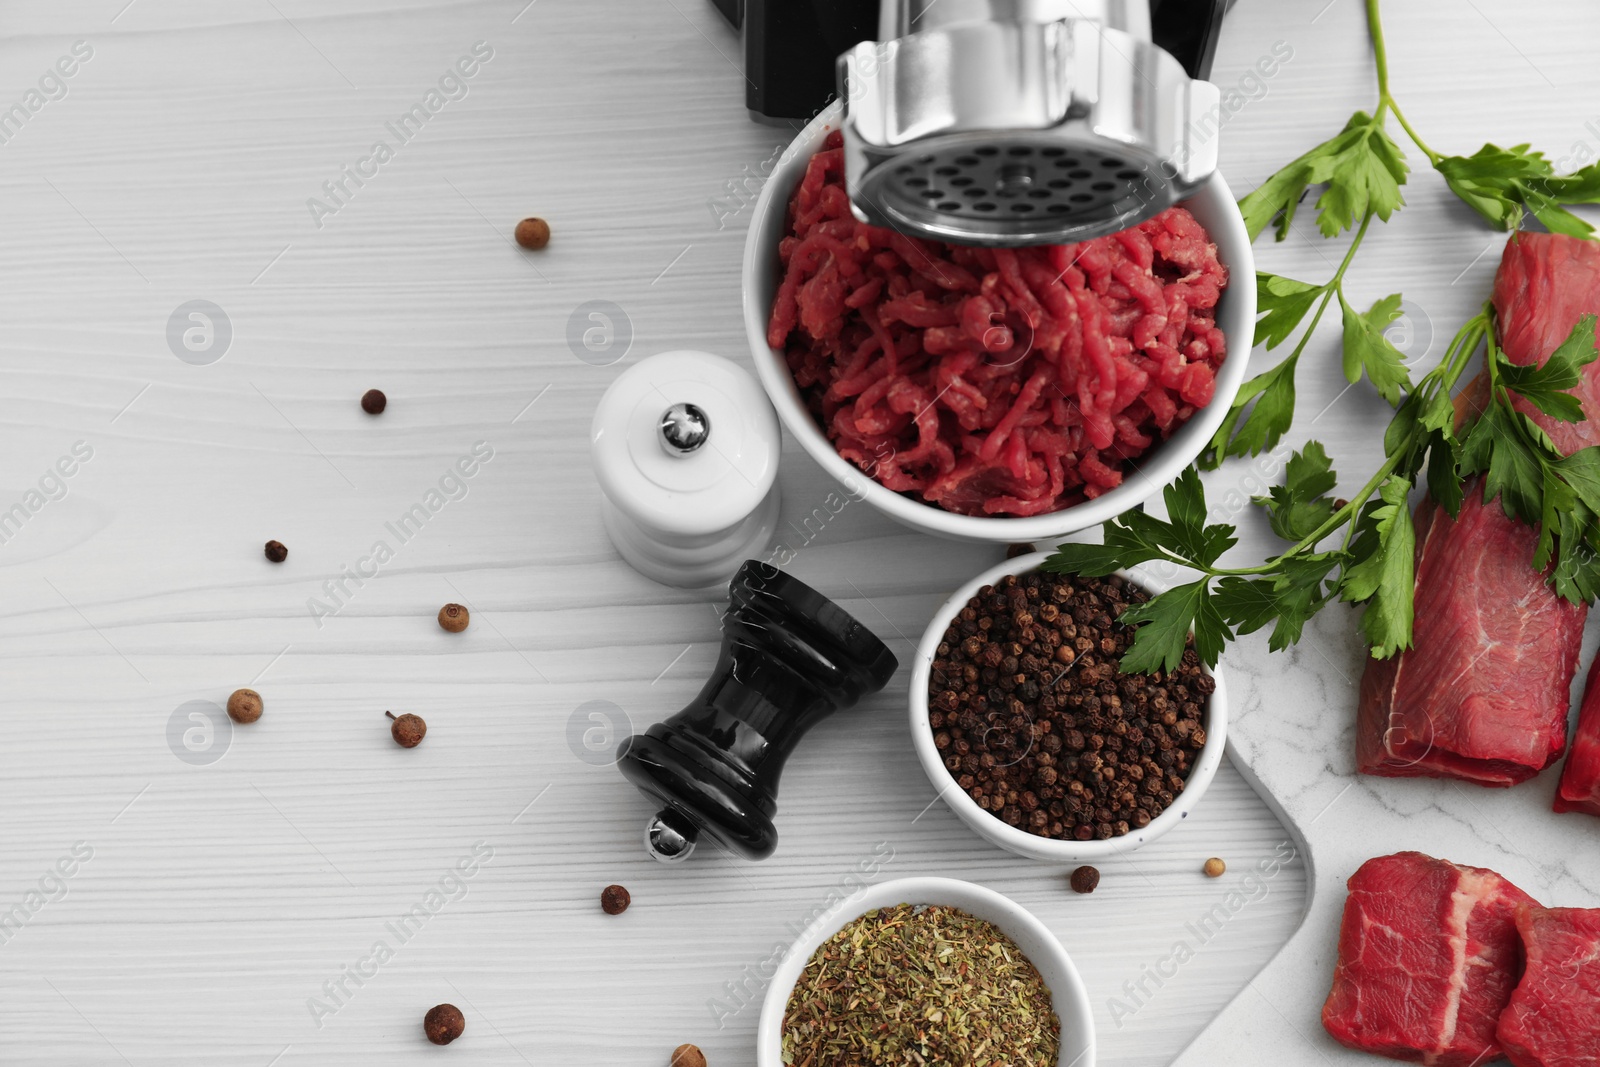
[768,131,1230,517]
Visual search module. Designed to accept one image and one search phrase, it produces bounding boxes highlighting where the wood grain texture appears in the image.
[21,0,1556,1062]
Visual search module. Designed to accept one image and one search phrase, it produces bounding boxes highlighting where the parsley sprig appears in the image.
[1206,0,1600,471]
[1049,0,1600,673]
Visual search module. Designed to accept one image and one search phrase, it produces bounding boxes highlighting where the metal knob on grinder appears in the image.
[616,561,899,863]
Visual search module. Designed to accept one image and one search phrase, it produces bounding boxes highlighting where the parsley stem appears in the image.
[1383,99,1439,166]
[1178,310,1491,581]
[1366,0,1441,163]
[1244,455,1401,575]
[1276,211,1375,377]
[1330,212,1374,288]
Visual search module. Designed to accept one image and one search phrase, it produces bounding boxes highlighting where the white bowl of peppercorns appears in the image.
[911,550,1227,863]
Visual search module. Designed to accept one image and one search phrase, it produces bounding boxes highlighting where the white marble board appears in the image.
[1178,0,1600,1063]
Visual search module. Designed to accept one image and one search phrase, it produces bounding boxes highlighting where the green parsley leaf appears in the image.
[1239,155,1317,243]
[1043,541,1149,577]
[1480,407,1556,525]
[1206,357,1298,466]
[1556,447,1600,514]
[1419,384,1459,436]
[1459,397,1499,477]
[1525,189,1599,239]
[1215,554,1340,651]
[1435,143,1558,230]
[1340,292,1412,404]
[1164,465,1206,543]
[1552,508,1600,603]
[1238,110,1408,241]
[1436,144,1600,237]
[1426,430,1464,518]
[1255,272,1325,350]
[1045,470,1235,582]
[1162,467,1237,566]
[1540,161,1600,202]
[1309,112,1410,237]
[1043,527,1163,577]
[1533,465,1575,572]
[1383,393,1424,466]
[1118,579,1230,674]
[1339,475,1417,658]
[1496,314,1600,422]
[1257,442,1340,542]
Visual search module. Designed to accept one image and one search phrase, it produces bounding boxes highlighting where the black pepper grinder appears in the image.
[616,560,898,863]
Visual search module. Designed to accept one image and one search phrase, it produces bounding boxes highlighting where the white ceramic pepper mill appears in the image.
[590,350,781,588]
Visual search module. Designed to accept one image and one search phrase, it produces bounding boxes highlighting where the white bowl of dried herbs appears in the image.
[758,875,1095,1067]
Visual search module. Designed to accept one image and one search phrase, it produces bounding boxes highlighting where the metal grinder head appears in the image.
[838,0,1223,246]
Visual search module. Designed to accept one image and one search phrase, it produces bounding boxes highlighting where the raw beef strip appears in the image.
[1356,485,1586,784]
[1498,905,1600,1067]
[1357,232,1600,786]
[1323,852,1537,1066]
[1493,231,1600,454]
[1556,655,1600,816]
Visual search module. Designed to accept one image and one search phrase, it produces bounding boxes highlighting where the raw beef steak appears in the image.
[1356,486,1586,784]
[1357,232,1600,786]
[1498,905,1600,1067]
[1493,231,1600,454]
[1556,655,1600,817]
[1323,852,1537,1065]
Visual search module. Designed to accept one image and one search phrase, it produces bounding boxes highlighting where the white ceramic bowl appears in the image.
[909,550,1228,863]
[742,101,1257,543]
[756,876,1095,1067]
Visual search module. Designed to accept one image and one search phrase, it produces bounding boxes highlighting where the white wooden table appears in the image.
[0,0,1590,1063]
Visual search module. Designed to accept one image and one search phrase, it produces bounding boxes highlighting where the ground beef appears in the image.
[768,132,1230,517]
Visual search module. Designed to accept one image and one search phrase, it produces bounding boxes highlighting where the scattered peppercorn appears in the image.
[514,217,551,250]
[1069,865,1100,894]
[438,603,470,633]
[424,1003,465,1045]
[361,389,387,414]
[387,711,427,748]
[227,688,263,724]
[1204,857,1226,878]
[601,884,631,915]
[263,540,288,563]
[670,1044,707,1067]
[1005,542,1036,559]
[927,569,1213,842]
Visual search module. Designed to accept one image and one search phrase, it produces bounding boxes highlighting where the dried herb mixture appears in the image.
[782,903,1060,1067]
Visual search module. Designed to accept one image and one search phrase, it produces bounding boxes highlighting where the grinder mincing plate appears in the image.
[719,0,1229,246]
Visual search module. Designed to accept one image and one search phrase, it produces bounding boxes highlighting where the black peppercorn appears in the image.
[927,570,1209,844]
[263,540,288,563]
[514,217,551,250]
[227,688,263,724]
[601,884,631,914]
[387,711,426,748]
[424,1003,465,1045]
[1069,865,1100,894]
[671,1045,707,1067]
[360,389,386,415]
